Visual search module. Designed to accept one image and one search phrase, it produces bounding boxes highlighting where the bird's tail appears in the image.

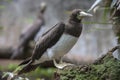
[19,57,31,66]
[2,58,38,80]
[2,64,38,80]
[17,64,39,75]
[16,57,39,75]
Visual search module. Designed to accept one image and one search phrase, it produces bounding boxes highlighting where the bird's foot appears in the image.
[53,59,74,69]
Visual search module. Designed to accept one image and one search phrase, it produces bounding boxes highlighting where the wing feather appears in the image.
[31,22,65,60]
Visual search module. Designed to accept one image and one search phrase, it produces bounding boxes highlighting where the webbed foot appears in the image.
[53,59,74,69]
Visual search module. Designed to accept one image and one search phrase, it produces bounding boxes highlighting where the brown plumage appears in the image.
[11,3,47,59]
[17,9,92,75]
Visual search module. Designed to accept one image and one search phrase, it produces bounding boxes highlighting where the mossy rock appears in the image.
[55,54,120,80]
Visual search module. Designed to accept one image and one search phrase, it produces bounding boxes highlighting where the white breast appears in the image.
[47,33,78,59]
[34,34,78,64]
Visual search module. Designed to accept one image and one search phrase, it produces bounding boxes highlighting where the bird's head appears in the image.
[69,9,93,22]
[39,2,47,14]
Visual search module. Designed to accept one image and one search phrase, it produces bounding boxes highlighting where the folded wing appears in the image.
[31,22,65,60]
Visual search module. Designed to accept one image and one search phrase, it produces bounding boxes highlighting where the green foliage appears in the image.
[7,64,18,71]
[0,26,3,30]
[27,67,55,79]
[25,18,33,23]
[0,64,18,71]
[3,0,12,3]
[6,0,12,2]
[102,7,110,22]
[0,5,5,9]
[0,64,55,80]
[59,54,120,80]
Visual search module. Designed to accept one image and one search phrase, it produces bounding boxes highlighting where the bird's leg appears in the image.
[60,58,63,63]
[53,58,74,69]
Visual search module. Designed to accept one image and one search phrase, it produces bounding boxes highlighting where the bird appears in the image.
[16,9,92,75]
[11,2,47,59]
[4,9,92,79]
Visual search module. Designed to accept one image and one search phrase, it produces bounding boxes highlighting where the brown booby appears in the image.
[11,2,47,59]
[3,9,92,79]
[15,9,92,75]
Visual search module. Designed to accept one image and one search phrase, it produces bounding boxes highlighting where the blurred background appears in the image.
[0,0,116,63]
[0,0,117,79]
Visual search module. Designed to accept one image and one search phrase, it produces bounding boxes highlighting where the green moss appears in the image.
[7,64,18,71]
[58,54,120,80]
[26,67,55,79]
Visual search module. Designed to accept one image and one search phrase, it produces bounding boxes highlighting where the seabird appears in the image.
[5,9,92,78]
[15,9,92,75]
[11,2,47,59]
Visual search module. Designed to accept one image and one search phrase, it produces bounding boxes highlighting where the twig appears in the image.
[93,45,119,64]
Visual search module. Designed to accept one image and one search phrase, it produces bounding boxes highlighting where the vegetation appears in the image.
[56,47,120,80]
[0,0,120,80]
[0,64,55,80]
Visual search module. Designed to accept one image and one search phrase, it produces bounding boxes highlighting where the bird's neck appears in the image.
[40,9,45,14]
[37,9,45,19]
[65,18,82,37]
[69,17,81,23]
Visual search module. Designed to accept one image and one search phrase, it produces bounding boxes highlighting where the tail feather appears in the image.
[2,64,39,79]
[19,57,31,66]
[18,64,39,75]
[17,57,39,75]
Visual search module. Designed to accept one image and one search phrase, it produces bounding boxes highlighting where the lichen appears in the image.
[56,54,120,80]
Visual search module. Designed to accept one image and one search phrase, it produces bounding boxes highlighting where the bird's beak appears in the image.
[80,11,93,17]
[40,2,47,8]
[88,0,102,12]
[40,2,47,11]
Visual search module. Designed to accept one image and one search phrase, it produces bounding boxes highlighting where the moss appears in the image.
[26,67,55,79]
[57,54,120,80]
